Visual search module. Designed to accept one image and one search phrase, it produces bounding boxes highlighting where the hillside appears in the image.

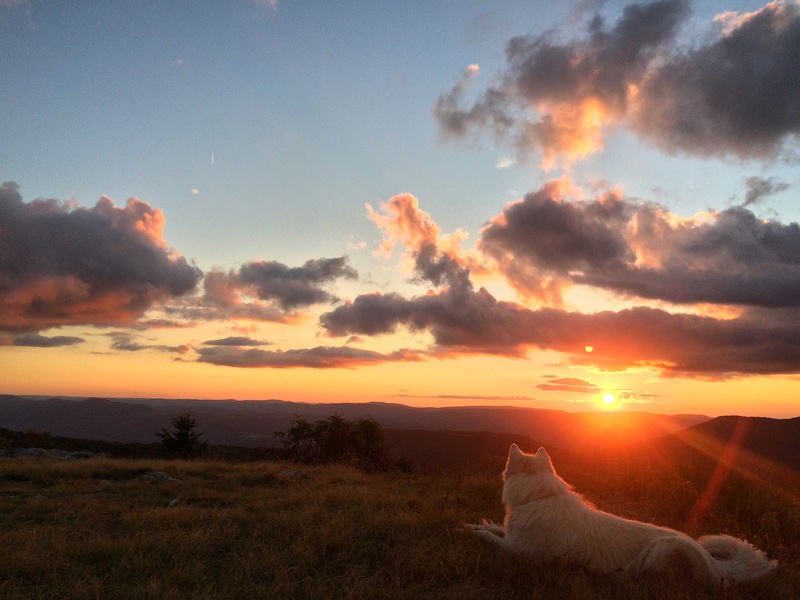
[0,394,709,451]
[620,415,800,473]
[1,448,797,599]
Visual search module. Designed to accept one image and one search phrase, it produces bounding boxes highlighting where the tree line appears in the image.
[156,411,390,471]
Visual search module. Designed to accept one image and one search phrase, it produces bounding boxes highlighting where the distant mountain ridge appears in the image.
[0,394,709,451]
[1,395,797,475]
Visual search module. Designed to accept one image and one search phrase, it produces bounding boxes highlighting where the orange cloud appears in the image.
[524,96,617,169]
[367,194,441,257]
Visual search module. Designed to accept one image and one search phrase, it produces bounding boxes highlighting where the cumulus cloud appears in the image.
[367,194,443,257]
[480,178,632,305]
[0,182,202,332]
[321,188,800,378]
[435,0,800,165]
[479,178,800,308]
[12,333,85,347]
[238,257,357,309]
[435,0,689,166]
[367,193,473,289]
[202,256,356,315]
[196,344,421,369]
[632,1,800,159]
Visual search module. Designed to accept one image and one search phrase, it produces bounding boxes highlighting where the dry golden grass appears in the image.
[0,453,797,599]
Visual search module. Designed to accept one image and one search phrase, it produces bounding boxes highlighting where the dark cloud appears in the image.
[435,0,690,164]
[479,180,633,303]
[742,176,790,207]
[202,336,267,346]
[632,1,800,159]
[239,257,357,310]
[322,281,800,378]
[435,0,800,163]
[189,256,358,322]
[321,184,800,378]
[479,180,800,307]
[12,333,85,347]
[196,345,421,369]
[0,182,202,332]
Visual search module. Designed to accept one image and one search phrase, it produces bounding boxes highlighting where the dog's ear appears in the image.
[534,447,555,473]
[509,444,523,459]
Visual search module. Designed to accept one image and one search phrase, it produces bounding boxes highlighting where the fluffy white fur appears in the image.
[465,444,776,587]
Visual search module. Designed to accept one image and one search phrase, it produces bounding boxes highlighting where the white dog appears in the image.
[465,444,777,586]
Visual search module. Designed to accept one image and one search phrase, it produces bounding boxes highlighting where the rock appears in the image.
[139,471,181,482]
[4,448,106,460]
[278,469,311,479]
[68,450,106,459]
[12,448,49,458]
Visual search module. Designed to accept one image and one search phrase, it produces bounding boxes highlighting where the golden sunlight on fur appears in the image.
[465,445,776,587]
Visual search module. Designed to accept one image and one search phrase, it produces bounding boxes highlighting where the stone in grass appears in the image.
[139,471,181,482]
[278,469,311,479]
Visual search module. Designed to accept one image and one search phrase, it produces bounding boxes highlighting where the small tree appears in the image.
[156,411,207,459]
[275,414,390,471]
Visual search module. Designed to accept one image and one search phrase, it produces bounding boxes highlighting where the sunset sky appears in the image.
[2,0,799,418]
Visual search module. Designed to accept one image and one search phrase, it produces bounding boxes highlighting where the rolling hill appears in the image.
[0,394,708,451]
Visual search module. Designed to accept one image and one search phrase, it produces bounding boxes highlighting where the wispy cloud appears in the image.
[12,333,85,347]
[742,176,790,207]
[196,345,422,369]
[202,336,268,346]
[536,377,600,394]
[105,331,190,354]
[395,393,537,402]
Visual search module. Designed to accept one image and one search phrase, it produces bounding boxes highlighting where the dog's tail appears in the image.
[698,534,777,586]
[630,536,722,585]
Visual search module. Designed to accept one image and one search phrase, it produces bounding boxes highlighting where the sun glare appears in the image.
[602,393,616,404]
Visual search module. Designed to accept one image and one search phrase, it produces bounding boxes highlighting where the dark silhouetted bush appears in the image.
[156,411,208,459]
[275,414,390,471]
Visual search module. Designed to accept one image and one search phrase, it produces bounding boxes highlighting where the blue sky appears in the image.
[3,1,543,266]
[2,0,799,417]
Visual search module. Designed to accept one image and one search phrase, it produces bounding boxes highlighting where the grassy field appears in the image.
[1,451,798,599]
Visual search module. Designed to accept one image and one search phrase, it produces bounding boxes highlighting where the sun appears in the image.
[602,393,616,405]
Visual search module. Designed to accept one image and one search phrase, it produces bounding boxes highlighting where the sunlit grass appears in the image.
[0,454,797,599]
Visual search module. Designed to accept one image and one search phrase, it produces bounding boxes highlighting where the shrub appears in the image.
[275,414,390,471]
